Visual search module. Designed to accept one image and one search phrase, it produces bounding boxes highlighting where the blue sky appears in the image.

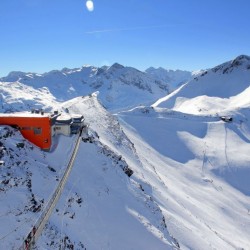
[0,0,250,76]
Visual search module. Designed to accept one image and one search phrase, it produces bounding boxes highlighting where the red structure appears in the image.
[0,113,52,150]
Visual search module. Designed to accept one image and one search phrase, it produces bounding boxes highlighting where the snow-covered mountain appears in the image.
[1,55,250,249]
[153,55,250,115]
[0,63,170,112]
[118,106,250,250]
[0,96,178,249]
[0,81,59,113]
[145,67,201,91]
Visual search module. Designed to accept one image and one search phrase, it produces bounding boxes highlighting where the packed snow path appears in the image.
[19,129,83,250]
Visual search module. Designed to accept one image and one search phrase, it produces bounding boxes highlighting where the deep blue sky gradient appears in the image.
[0,0,250,76]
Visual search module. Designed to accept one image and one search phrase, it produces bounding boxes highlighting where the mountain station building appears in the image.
[0,110,84,150]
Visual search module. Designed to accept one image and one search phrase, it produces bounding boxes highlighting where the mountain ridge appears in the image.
[1,63,190,112]
[153,54,250,115]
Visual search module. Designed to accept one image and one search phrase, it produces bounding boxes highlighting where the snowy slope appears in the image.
[34,95,178,249]
[1,97,250,249]
[37,140,174,250]
[0,126,78,249]
[118,106,250,250]
[0,96,179,249]
[0,63,170,112]
[153,55,250,115]
[0,81,58,113]
[36,93,250,250]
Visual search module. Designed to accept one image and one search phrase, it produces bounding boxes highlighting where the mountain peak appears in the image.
[6,70,26,77]
[108,63,125,70]
[231,54,250,66]
[210,54,250,75]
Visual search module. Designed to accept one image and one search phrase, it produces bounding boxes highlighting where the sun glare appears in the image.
[86,0,94,12]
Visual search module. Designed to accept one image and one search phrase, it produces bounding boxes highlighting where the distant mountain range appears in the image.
[0,63,196,112]
[1,55,250,114]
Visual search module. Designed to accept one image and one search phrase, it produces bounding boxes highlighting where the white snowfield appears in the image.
[118,106,250,250]
[0,55,250,249]
[153,55,250,115]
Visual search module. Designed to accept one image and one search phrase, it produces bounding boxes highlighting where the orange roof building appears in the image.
[0,110,84,151]
[0,112,54,150]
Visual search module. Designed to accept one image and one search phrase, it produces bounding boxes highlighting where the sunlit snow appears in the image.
[0,55,250,249]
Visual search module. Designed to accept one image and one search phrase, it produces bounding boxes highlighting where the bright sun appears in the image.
[86,0,94,12]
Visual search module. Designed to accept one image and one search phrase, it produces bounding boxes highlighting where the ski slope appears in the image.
[118,106,250,250]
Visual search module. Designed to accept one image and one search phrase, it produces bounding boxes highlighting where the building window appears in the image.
[21,127,31,130]
[34,127,42,135]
